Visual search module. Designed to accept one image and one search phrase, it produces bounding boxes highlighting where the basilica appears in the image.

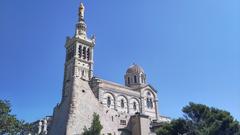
[37,3,170,135]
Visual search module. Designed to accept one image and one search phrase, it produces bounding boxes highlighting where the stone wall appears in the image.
[49,77,132,135]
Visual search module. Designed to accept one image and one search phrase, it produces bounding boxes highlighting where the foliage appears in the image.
[82,112,103,135]
[156,102,240,135]
[22,122,35,134]
[0,99,34,135]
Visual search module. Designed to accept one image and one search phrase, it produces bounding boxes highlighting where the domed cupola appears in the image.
[124,64,147,87]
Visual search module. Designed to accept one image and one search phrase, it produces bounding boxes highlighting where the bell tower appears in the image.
[49,4,100,134]
[61,3,95,101]
[63,3,95,84]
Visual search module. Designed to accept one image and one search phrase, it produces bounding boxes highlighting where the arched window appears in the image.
[107,96,111,108]
[121,99,124,108]
[141,74,145,83]
[78,45,82,58]
[150,98,153,108]
[147,98,150,108]
[146,92,153,109]
[134,75,137,83]
[83,47,86,59]
[133,102,137,111]
[127,77,130,85]
[87,48,90,61]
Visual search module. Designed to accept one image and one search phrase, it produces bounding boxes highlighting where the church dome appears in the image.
[126,64,145,74]
[125,64,147,87]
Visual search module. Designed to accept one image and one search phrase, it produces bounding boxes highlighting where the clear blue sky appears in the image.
[0,0,239,122]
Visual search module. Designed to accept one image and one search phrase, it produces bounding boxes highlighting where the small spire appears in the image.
[79,3,85,21]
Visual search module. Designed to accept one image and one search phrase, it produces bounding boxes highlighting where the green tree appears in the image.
[0,99,34,135]
[82,112,103,135]
[156,102,240,135]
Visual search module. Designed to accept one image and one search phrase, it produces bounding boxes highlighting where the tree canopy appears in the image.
[156,102,240,135]
[82,112,103,135]
[0,99,34,135]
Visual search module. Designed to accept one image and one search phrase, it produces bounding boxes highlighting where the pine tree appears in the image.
[156,102,240,135]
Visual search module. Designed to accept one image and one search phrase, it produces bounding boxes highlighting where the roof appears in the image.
[126,64,145,74]
[91,77,157,93]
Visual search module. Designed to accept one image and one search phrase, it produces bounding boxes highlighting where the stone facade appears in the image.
[90,77,159,120]
[48,3,170,135]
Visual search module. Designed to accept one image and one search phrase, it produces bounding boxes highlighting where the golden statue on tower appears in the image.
[79,3,85,20]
